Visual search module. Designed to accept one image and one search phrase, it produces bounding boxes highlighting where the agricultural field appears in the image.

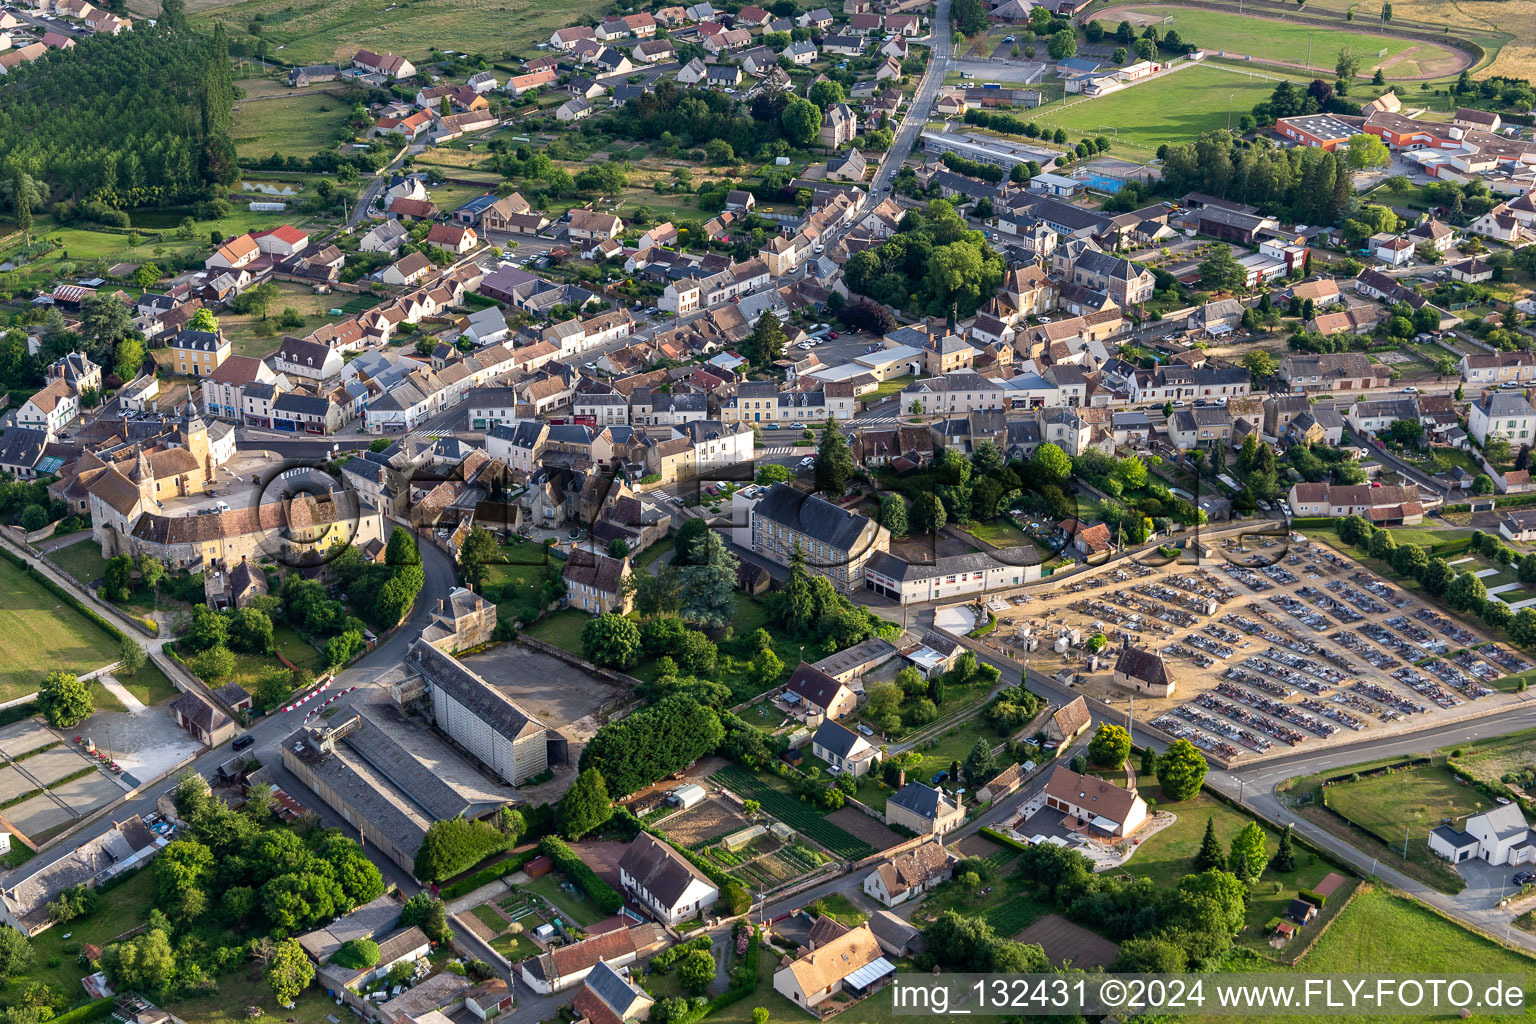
[1103,6,1466,77]
[1028,65,1279,156]
[0,557,124,702]
[230,86,356,159]
[182,0,613,67]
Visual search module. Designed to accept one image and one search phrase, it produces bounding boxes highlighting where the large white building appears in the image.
[1429,803,1536,866]
[404,639,548,785]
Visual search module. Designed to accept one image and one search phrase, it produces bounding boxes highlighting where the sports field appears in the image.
[1102,5,1467,77]
[0,557,122,702]
[1029,64,1278,155]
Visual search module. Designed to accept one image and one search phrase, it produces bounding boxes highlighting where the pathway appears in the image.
[96,673,146,714]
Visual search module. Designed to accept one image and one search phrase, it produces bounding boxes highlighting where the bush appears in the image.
[414,818,515,883]
[330,939,379,969]
[1297,887,1326,908]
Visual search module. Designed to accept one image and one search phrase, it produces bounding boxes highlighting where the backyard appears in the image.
[521,871,608,928]
[709,764,877,860]
[230,87,356,160]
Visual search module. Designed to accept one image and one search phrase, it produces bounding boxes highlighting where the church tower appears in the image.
[131,448,155,509]
[179,387,212,482]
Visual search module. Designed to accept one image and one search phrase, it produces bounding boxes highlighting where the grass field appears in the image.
[964,518,1033,548]
[1444,727,1536,791]
[1281,757,1474,893]
[522,872,606,927]
[1113,6,1461,76]
[1124,771,1357,956]
[1218,887,1536,1024]
[230,88,355,159]
[1028,65,1279,155]
[116,660,179,707]
[0,557,124,702]
[188,0,613,66]
[22,869,157,1003]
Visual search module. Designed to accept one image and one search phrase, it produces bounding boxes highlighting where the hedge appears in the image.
[51,998,113,1024]
[980,826,1033,853]
[439,849,538,900]
[539,836,623,914]
[1298,887,1326,908]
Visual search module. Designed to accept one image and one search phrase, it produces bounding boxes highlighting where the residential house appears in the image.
[1469,390,1536,446]
[618,833,719,926]
[811,720,876,777]
[562,548,632,614]
[772,925,891,1011]
[884,782,963,835]
[1040,764,1148,837]
[749,483,890,593]
[862,841,954,907]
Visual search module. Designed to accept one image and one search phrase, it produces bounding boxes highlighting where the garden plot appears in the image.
[974,541,1525,765]
[662,798,753,849]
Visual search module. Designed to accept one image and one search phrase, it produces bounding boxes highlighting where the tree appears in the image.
[1134,35,1156,60]
[877,494,909,536]
[814,417,855,496]
[188,603,230,651]
[188,308,220,334]
[677,948,717,993]
[1345,132,1391,169]
[783,544,816,635]
[963,737,999,787]
[678,529,739,629]
[807,78,845,111]
[1335,46,1361,81]
[38,671,92,728]
[1046,29,1076,60]
[1242,349,1278,382]
[580,696,725,795]
[1514,608,1536,648]
[400,893,451,944]
[0,929,32,979]
[1194,817,1225,872]
[1447,570,1488,612]
[756,463,790,486]
[1199,243,1245,292]
[1088,723,1132,769]
[1473,474,1496,495]
[415,818,515,882]
[1032,442,1071,481]
[912,491,947,534]
[745,311,787,366]
[1155,739,1208,801]
[103,554,134,602]
[1228,821,1270,883]
[780,97,822,146]
[1273,824,1297,872]
[1420,557,1455,597]
[386,527,421,566]
[100,926,176,998]
[266,938,315,1007]
[331,939,380,969]
[582,613,642,668]
[117,636,147,678]
[558,768,613,840]
[458,527,500,589]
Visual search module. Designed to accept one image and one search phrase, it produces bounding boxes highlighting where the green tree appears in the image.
[756,463,790,485]
[1088,723,1132,768]
[963,737,999,787]
[1155,738,1208,801]
[1228,821,1270,883]
[558,768,613,839]
[414,818,514,882]
[1272,824,1297,872]
[1194,817,1225,872]
[1447,570,1488,612]
[678,529,739,629]
[1046,29,1077,60]
[103,554,134,602]
[783,544,815,635]
[458,526,501,589]
[1032,442,1071,481]
[677,948,717,993]
[1335,46,1362,81]
[1242,349,1278,382]
[814,417,855,496]
[582,612,642,668]
[266,938,315,1007]
[118,635,146,676]
[780,97,822,145]
[745,311,787,366]
[1420,557,1455,596]
[1513,607,1536,647]
[0,927,33,979]
[386,527,421,566]
[1345,133,1391,169]
[912,491,947,534]
[1199,243,1245,292]
[878,494,908,536]
[38,670,92,728]
[807,79,845,111]
[188,308,220,333]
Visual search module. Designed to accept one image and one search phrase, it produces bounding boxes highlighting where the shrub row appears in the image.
[538,836,623,914]
[439,849,538,901]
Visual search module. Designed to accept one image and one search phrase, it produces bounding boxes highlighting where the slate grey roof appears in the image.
[752,483,877,552]
[342,713,506,822]
[406,639,545,740]
[888,781,945,820]
[584,961,649,1019]
[812,719,865,759]
[618,833,713,907]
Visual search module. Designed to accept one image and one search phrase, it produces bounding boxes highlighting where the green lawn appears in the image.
[964,518,1033,549]
[1126,770,1358,956]
[1280,758,1472,894]
[489,929,539,963]
[19,869,158,1006]
[47,539,113,587]
[274,624,325,678]
[1118,6,1456,73]
[116,659,179,706]
[1219,887,1536,1024]
[231,90,354,159]
[635,536,675,572]
[809,893,868,927]
[859,374,914,406]
[911,868,1050,938]
[0,556,124,702]
[1029,65,1285,156]
[522,608,588,654]
[520,872,607,928]
[470,903,507,933]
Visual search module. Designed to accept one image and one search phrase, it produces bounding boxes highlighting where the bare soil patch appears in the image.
[1016,914,1121,968]
[663,798,751,849]
[826,807,905,852]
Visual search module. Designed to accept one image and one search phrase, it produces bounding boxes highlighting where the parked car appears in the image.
[1515,872,1536,886]
[233,736,255,751]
